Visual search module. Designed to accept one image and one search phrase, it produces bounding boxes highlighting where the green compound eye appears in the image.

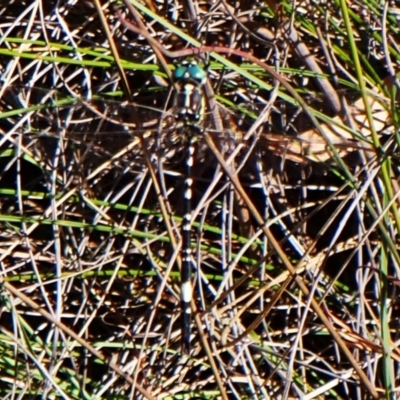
[173,61,207,85]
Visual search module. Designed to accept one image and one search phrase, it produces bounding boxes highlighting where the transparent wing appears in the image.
[0,86,177,182]
[0,84,385,209]
[0,84,375,156]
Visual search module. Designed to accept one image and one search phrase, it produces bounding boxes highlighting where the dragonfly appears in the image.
[0,64,381,354]
[0,59,250,354]
[169,59,209,353]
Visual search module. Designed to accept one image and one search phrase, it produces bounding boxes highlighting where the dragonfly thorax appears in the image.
[173,82,205,125]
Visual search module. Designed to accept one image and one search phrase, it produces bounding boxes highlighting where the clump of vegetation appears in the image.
[0,0,398,399]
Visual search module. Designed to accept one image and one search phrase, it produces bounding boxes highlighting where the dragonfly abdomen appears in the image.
[180,137,195,354]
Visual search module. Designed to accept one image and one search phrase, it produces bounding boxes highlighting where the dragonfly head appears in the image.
[173,60,207,85]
